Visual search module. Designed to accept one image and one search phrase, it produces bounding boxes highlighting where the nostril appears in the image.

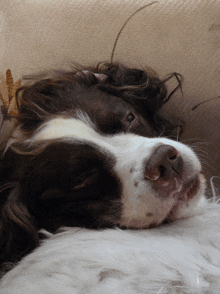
[169,154,177,160]
[167,147,178,161]
[144,144,183,181]
[158,165,166,178]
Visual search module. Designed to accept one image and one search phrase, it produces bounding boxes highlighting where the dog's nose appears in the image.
[145,145,183,181]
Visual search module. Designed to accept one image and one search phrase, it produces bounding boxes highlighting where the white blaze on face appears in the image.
[32,115,99,142]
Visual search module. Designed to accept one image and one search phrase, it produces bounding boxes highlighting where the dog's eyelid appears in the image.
[126,112,136,123]
[72,168,100,190]
[121,111,137,133]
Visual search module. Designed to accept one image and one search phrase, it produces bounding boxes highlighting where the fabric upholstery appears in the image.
[0,0,220,190]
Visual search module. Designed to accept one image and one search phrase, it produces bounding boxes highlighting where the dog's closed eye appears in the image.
[73,168,100,190]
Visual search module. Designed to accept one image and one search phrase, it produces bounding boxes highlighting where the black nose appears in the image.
[145,145,183,181]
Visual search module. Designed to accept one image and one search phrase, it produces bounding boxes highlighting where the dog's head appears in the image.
[0,63,206,265]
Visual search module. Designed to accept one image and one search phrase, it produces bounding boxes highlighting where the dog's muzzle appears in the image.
[144,144,200,200]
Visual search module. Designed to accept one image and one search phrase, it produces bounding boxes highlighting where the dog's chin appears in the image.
[166,172,206,222]
[178,174,201,201]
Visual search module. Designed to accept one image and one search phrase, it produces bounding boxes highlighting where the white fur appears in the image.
[1,198,220,294]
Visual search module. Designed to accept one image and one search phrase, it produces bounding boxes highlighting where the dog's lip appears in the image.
[178,174,200,200]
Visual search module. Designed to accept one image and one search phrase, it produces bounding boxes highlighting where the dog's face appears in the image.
[0,63,206,265]
[19,115,205,230]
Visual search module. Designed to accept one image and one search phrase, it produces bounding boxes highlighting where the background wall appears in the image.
[0,0,220,192]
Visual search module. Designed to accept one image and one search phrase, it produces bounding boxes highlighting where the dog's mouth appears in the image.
[152,171,202,202]
[177,174,201,202]
[163,173,205,224]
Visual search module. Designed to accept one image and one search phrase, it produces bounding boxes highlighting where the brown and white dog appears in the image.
[0,63,206,272]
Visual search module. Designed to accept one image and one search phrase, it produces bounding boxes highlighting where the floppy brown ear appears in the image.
[0,182,39,265]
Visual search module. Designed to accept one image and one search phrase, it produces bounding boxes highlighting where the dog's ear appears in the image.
[0,182,39,264]
[0,145,39,265]
[15,67,108,134]
[16,77,70,133]
[95,63,168,113]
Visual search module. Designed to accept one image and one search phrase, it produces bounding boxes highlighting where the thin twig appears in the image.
[111,1,158,63]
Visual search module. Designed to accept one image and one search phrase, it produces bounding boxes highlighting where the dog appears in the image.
[0,63,206,274]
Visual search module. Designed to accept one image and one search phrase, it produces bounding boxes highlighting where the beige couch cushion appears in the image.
[0,0,220,191]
